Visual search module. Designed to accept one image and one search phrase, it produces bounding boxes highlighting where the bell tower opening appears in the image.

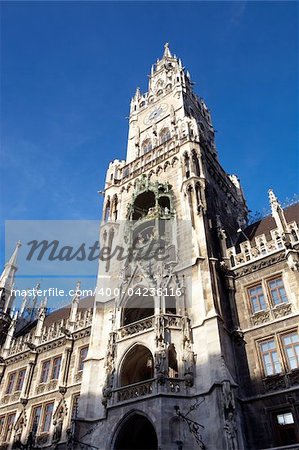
[119,345,154,387]
[114,414,158,450]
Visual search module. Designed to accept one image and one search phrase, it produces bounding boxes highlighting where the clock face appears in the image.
[144,104,168,125]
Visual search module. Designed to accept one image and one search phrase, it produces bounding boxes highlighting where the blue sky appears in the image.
[1,1,298,274]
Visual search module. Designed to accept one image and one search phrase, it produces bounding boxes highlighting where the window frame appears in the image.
[40,359,51,384]
[3,412,16,443]
[5,372,16,395]
[41,402,54,434]
[267,276,288,307]
[247,283,267,314]
[15,368,26,392]
[280,330,299,371]
[78,346,89,373]
[51,356,62,380]
[30,404,42,434]
[259,337,282,377]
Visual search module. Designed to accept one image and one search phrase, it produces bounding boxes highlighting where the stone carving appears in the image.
[272,302,292,319]
[117,380,153,402]
[182,342,195,387]
[120,316,154,338]
[224,412,238,450]
[102,331,117,406]
[155,349,167,384]
[251,310,270,326]
[155,315,165,348]
[52,415,63,443]
[222,381,235,411]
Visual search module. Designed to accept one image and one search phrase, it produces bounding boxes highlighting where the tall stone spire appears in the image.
[0,241,21,313]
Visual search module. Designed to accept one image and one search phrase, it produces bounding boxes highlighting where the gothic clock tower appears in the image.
[76,44,248,450]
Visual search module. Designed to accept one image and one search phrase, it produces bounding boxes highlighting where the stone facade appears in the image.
[0,44,298,450]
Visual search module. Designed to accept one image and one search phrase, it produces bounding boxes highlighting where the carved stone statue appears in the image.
[224,412,238,450]
[222,381,235,411]
[52,415,63,443]
[155,350,166,383]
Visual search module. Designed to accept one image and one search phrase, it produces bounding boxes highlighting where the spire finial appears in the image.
[163,42,172,58]
[268,188,278,206]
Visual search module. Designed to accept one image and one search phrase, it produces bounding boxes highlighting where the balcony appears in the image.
[118,314,182,340]
[109,377,187,406]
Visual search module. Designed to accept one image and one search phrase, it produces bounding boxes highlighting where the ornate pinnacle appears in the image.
[163,42,172,58]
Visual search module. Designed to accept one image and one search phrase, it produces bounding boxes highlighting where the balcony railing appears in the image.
[109,377,186,405]
[119,316,155,338]
[118,314,182,339]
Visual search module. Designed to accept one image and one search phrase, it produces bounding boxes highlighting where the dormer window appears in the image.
[157,89,163,96]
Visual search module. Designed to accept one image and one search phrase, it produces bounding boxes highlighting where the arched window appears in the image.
[192,150,200,177]
[113,195,118,221]
[183,153,190,179]
[142,139,152,154]
[119,345,154,387]
[160,128,171,144]
[105,228,114,272]
[104,199,110,222]
[157,89,163,96]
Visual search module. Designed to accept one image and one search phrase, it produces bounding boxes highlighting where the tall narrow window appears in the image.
[78,346,88,372]
[71,394,80,420]
[192,150,200,177]
[31,406,42,434]
[142,139,152,154]
[184,153,190,179]
[6,372,16,394]
[268,277,288,306]
[248,284,267,313]
[0,416,5,438]
[160,128,171,144]
[42,403,54,433]
[260,339,282,376]
[282,332,299,370]
[15,369,26,392]
[51,356,62,380]
[104,199,111,222]
[3,413,15,443]
[40,360,51,383]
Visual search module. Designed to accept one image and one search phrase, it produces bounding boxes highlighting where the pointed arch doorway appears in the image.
[114,413,158,450]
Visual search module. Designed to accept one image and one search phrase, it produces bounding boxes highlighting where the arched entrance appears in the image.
[119,345,154,386]
[114,413,158,450]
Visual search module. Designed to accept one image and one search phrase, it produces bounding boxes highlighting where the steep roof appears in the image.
[238,203,299,244]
